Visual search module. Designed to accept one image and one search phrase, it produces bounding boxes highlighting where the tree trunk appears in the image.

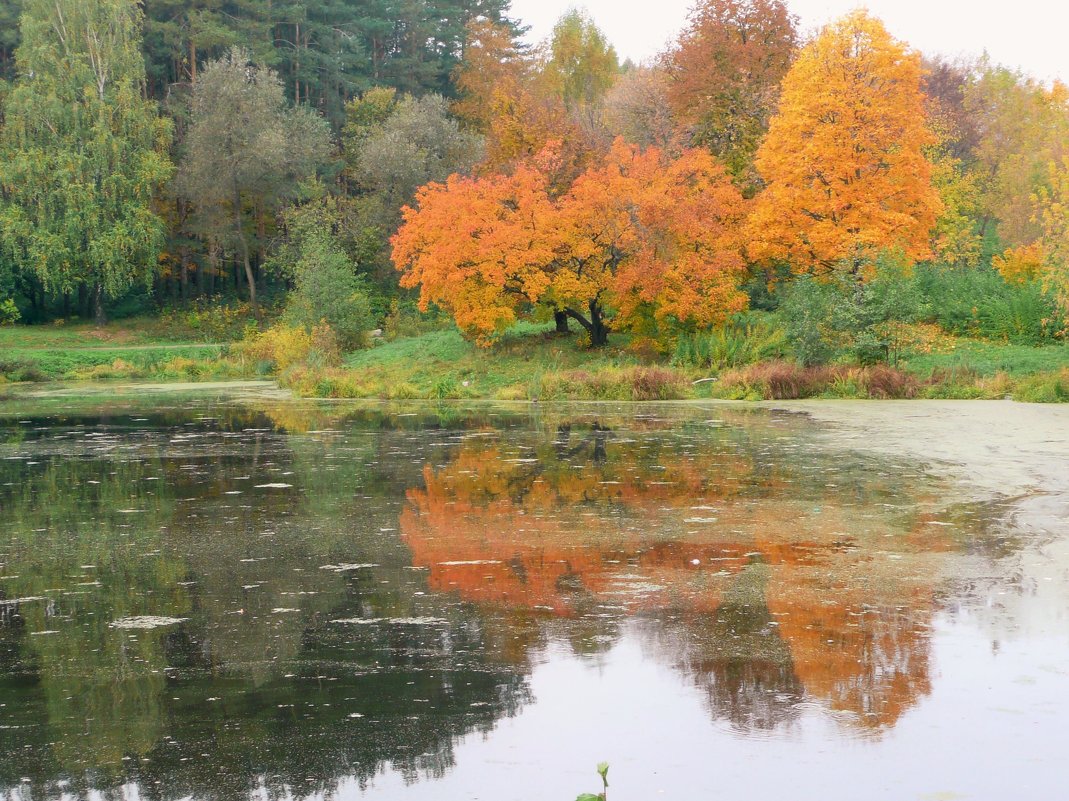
[234,189,258,312]
[239,235,258,311]
[588,300,609,347]
[180,247,190,301]
[564,300,611,347]
[554,310,570,334]
[93,283,106,326]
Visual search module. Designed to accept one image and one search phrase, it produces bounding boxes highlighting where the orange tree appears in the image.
[665,0,797,188]
[748,11,941,278]
[391,139,748,346]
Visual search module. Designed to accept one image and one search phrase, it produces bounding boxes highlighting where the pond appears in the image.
[1,388,1067,800]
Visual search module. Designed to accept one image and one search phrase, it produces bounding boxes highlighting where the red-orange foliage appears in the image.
[665,0,797,183]
[392,139,749,346]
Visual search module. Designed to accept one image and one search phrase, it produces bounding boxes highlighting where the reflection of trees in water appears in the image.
[0,406,533,800]
[640,561,803,731]
[400,416,995,732]
[0,401,1019,799]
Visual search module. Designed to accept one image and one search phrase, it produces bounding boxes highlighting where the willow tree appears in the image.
[177,48,330,310]
[0,0,173,323]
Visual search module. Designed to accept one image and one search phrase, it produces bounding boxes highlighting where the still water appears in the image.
[0,390,1066,801]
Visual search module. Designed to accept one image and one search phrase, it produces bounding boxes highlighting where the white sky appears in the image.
[509,0,1069,82]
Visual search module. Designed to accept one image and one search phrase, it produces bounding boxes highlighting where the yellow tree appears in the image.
[964,65,1069,248]
[1034,157,1069,323]
[748,11,941,278]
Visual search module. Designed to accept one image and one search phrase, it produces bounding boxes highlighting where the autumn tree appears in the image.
[452,19,528,133]
[665,0,797,186]
[177,48,330,310]
[392,139,748,347]
[964,63,1069,249]
[603,66,681,153]
[541,9,620,109]
[454,13,616,179]
[748,11,941,278]
[0,0,173,323]
[1033,158,1069,322]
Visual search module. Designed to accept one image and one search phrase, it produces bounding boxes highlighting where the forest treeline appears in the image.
[0,0,1067,352]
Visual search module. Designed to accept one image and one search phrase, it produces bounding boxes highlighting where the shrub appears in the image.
[713,362,918,400]
[158,300,258,341]
[0,299,20,326]
[914,264,1060,344]
[71,359,143,381]
[277,227,375,350]
[1014,369,1069,403]
[537,367,688,401]
[777,276,841,366]
[0,358,45,382]
[776,259,930,366]
[236,323,341,373]
[921,368,1013,400]
[857,364,919,398]
[383,299,448,340]
[673,314,788,371]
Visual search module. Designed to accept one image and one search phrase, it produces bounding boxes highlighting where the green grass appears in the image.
[335,323,650,399]
[899,340,1069,378]
[4,316,1069,403]
[0,344,227,381]
[0,315,250,382]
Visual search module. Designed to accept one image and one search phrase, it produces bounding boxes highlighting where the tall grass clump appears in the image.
[673,313,788,371]
[1013,368,1069,402]
[538,367,687,401]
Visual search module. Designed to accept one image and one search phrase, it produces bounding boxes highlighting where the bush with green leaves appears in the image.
[777,256,928,366]
[914,263,1059,344]
[777,275,842,366]
[0,298,20,326]
[283,232,374,351]
[269,197,376,350]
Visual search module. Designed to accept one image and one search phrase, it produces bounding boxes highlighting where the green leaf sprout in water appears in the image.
[575,762,609,801]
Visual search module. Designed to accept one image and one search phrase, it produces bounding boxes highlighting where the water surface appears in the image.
[1,391,1066,800]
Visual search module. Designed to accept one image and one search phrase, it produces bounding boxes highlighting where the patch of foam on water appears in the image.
[110,616,187,630]
[0,596,45,606]
[320,563,379,572]
[331,617,448,626]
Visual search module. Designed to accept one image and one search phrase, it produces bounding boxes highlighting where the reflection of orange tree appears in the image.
[401,424,960,730]
[758,509,956,729]
[401,430,767,616]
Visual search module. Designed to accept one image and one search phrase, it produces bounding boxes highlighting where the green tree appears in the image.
[176,47,330,311]
[0,0,173,323]
[351,93,483,220]
[0,0,21,81]
[541,9,619,109]
[339,89,483,286]
[270,197,375,349]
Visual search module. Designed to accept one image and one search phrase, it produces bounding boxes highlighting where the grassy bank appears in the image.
[0,316,240,383]
[273,324,1069,403]
[3,318,1068,402]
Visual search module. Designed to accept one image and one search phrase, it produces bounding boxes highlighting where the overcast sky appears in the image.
[509,0,1069,82]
